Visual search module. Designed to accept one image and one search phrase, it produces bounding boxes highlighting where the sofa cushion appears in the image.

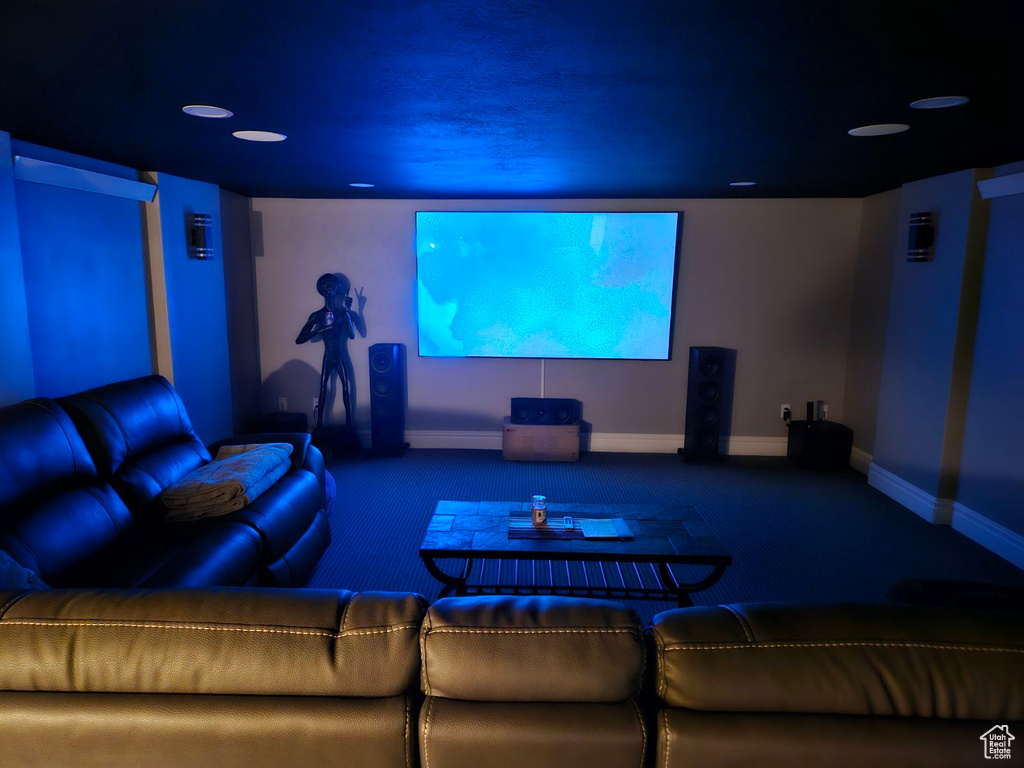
[421,595,644,703]
[650,602,1024,720]
[262,508,331,587]
[230,469,323,563]
[2,694,415,768]
[656,710,995,768]
[110,521,264,588]
[0,550,48,591]
[59,375,210,514]
[420,699,647,768]
[0,484,136,586]
[0,588,426,697]
[0,399,98,507]
[0,397,141,586]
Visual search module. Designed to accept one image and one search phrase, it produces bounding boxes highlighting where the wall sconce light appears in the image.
[188,213,213,259]
[907,211,935,262]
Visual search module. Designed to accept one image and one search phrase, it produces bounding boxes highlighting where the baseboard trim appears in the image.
[407,430,502,450]
[585,432,681,454]
[370,430,789,455]
[867,462,954,524]
[850,446,872,475]
[952,502,1024,570]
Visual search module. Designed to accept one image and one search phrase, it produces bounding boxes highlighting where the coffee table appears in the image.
[418,500,732,606]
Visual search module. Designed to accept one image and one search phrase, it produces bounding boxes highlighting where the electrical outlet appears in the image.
[278,397,287,412]
[780,403,791,419]
[822,404,829,420]
[313,397,319,412]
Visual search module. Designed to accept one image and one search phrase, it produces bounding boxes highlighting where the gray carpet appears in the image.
[307,450,1024,623]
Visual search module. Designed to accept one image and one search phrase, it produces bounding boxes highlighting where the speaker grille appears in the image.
[696,429,718,449]
[370,350,393,373]
[697,405,719,425]
[368,343,405,454]
[699,355,722,377]
[684,347,734,464]
[697,381,720,401]
[509,397,578,426]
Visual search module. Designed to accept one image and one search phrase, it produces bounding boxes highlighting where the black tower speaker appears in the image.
[510,397,578,425]
[368,343,407,455]
[682,347,736,464]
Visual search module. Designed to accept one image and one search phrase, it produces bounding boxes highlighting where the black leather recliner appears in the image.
[0,375,330,588]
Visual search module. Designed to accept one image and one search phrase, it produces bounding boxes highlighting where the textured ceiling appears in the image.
[0,1,1020,198]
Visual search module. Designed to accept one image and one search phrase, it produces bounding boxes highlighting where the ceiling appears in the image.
[1,1,1020,199]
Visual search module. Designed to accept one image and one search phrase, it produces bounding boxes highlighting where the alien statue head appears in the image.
[316,273,341,298]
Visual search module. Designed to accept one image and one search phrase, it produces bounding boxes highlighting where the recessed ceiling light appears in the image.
[349,182,375,188]
[909,95,969,110]
[847,123,910,137]
[182,104,233,119]
[729,181,757,187]
[232,130,287,142]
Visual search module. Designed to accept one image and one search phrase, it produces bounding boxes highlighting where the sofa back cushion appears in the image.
[59,375,210,515]
[651,602,1024,721]
[0,588,426,696]
[0,400,135,585]
[420,595,645,702]
[0,399,96,507]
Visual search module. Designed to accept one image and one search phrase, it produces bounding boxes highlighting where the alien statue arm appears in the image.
[295,308,331,345]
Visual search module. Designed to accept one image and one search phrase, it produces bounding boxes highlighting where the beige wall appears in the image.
[250,197,862,441]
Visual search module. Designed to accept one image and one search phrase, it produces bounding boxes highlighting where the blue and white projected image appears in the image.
[415,212,679,359]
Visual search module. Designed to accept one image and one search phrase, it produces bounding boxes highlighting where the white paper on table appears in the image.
[579,519,621,539]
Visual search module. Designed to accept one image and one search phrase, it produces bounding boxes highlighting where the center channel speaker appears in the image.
[510,397,578,425]
[369,343,407,455]
[682,347,736,464]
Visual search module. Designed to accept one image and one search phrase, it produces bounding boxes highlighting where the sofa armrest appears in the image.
[210,432,312,471]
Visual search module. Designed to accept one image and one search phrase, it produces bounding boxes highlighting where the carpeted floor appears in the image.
[307,449,1024,623]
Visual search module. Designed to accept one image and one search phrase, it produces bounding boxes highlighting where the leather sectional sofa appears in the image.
[1,588,1020,767]
[0,375,329,588]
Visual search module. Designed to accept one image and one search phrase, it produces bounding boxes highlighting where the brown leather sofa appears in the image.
[1,588,1021,767]
[650,602,1024,767]
[0,587,426,768]
[419,595,648,768]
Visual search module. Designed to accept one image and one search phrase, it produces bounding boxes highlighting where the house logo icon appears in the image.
[980,725,1014,760]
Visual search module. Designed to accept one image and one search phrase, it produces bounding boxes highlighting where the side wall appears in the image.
[150,173,234,443]
[0,132,35,403]
[842,188,900,458]
[871,169,988,499]
[220,189,262,433]
[12,140,151,397]
[0,135,235,444]
[251,197,863,447]
[956,160,1024,547]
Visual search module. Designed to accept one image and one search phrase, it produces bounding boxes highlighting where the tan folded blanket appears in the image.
[161,442,293,522]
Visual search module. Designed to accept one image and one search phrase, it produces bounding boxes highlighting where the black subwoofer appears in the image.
[510,397,578,425]
[683,347,735,463]
[368,343,406,455]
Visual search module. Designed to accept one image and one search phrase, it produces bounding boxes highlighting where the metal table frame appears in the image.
[422,553,729,606]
